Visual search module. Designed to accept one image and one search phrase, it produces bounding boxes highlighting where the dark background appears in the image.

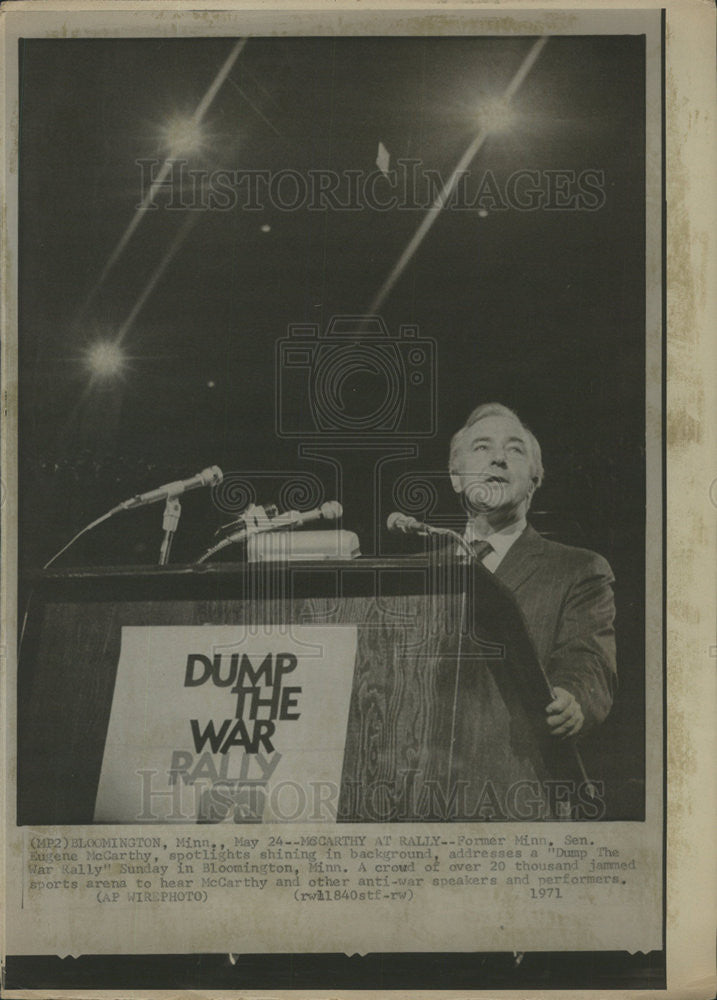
[19,32,646,810]
[19,35,645,568]
[13,32,657,988]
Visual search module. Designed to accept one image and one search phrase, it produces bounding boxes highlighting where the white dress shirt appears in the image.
[461,516,527,573]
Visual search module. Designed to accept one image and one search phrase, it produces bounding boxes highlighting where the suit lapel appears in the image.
[494,523,545,592]
[414,525,547,593]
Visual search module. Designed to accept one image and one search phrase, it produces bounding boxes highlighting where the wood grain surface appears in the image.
[18,562,566,824]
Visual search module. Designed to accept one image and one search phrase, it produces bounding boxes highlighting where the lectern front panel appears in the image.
[18,560,561,824]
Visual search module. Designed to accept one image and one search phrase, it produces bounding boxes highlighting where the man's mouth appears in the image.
[484,475,509,484]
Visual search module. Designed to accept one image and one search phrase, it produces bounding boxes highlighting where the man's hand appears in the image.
[545,687,584,737]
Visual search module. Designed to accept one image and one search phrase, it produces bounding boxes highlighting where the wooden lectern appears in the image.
[18,558,582,825]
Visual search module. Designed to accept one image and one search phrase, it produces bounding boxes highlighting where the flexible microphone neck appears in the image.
[119,465,223,510]
[386,511,479,563]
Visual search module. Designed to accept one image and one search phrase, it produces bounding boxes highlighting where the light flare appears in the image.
[160,114,206,157]
[368,36,549,316]
[85,340,126,379]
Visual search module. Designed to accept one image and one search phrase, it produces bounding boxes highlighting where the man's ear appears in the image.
[450,470,462,494]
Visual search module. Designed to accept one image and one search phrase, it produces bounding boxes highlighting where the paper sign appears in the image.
[94,625,358,823]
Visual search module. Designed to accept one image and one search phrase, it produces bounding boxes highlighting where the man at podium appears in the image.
[344,401,618,822]
[448,401,617,740]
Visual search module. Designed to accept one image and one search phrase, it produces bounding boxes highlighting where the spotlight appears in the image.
[160,114,205,157]
[86,340,125,379]
[477,98,515,133]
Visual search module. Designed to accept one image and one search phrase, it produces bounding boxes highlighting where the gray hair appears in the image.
[449,402,544,487]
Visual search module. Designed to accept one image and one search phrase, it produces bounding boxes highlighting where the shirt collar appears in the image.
[464,516,527,560]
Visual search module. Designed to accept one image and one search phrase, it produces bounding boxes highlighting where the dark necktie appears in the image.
[469,538,494,563]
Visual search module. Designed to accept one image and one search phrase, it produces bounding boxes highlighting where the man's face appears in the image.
[450,414,536,516]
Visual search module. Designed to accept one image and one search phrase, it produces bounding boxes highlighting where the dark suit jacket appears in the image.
[429,522,618,817]
[489,523,617,730]
[339,524,618,819]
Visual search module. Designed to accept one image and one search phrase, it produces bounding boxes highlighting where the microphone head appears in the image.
[202,466,223,486]
[319,500,343,521]
[387,511,422,532]
[387,511,425,533]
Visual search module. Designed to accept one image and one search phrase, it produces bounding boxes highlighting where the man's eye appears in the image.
[508,445,525,454]
[473,443,487,451]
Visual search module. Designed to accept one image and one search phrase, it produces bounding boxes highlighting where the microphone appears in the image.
[196,500,342,562]
[215,502,279,536]
[43,465,225,569]
[118,466,223,510]
[254,500,343,535]
[386,510,479,562]
[386,511,444,536]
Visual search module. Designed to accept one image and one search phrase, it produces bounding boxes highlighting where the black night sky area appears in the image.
[19,34,645,589]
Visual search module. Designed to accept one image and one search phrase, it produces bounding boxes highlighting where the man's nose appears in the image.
[491,453,508,467]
